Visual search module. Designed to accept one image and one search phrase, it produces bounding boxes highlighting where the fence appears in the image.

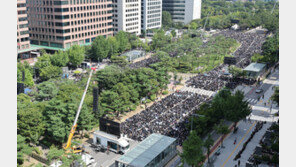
[30,153,49,165]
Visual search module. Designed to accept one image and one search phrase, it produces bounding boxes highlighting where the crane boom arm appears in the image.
[64,68,95,150]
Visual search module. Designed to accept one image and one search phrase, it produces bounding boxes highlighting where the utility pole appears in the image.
[271,1,277,14]
[201,11,211,40]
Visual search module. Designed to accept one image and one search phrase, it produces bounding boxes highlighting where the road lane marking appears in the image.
[221,121,256,167]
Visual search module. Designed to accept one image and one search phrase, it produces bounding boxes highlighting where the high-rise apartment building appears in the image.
[141,0,162,32]
[162,0,201,25]
[112,0,141,35]
[17,0,30,51]
[27,0,113,49]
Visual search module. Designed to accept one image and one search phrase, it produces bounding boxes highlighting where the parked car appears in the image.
[255,88,263,93]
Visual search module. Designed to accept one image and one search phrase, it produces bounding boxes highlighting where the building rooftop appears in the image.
[18,43,92,54]
[244,63,266,72]
[117,133,176,167]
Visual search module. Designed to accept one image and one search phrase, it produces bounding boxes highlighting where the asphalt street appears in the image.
[208,68,279,167]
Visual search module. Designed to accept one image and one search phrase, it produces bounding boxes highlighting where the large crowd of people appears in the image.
[186,30,266,91]
[218,30,266,68]
[128,56,160,69]
[120,29,266,145]
[121,91,209,145]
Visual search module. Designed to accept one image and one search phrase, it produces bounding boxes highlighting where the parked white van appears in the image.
[93,131,130,154]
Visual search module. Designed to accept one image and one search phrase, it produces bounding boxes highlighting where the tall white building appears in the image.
[162,0,202,25]
[112,0,141,35]
[141,0,162,32]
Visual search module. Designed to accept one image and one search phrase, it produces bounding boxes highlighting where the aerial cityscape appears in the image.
[17,0,279,167]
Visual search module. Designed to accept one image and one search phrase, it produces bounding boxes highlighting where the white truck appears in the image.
[93,131,130,154]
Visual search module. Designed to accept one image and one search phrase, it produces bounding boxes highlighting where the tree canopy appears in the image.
[162,11,173,28]
[17,135,33,166]
[17,62,34,87]
[271,86,279,105]
[181,131,204,167]
[190,0,279,32]
[67,45,85,67]
[96,65,169,118]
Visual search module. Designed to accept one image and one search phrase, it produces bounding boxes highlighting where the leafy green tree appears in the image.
[251,53,265,63]
[107,36,120,57]
[211,89,232,121]
[229,65,244,78]
[77,106,95,137]
[17,105,45,144]
[17,135,32,166]
[263,12,279,33]
[261,33,279,63]
[44,97,87,144]
[96,65,124,92]
[40,65,62,81]
[47,146,64,165]
[204,134,214,164]
[46,115,68,144]
[171,30,176,38]
[224,90,252,127]
[214,121,230,147]
[17,67,34,87]
[55,80,82,102]
[34,53,52,70]
[162,11,173,28]
[60,152,82,167]
[190,22,198,30]
[36,81,59,101]
[271,86,279,105]
[67,45,85,67]
[100,90,123,117]
[90,36,109,61]
[128,34,143,49]
[17,93,31,105]
[152,29,171,50]
[34,163,44,167]
[50,50,69,67]
[181,131,204,167]
[115,31,130,53]
[110,56,129,67]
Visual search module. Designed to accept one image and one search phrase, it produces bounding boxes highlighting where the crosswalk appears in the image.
[244,98,258,104]
[180,86,216,97]
[263,79,279,86]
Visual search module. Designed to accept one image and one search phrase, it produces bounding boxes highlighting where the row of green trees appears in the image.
[201,0,278,18]
[252,32,279,64]
[17,134,83,167]
[88,31,150,62]
[17,75,97,146]
[189,9,279,32]
[96,65,170,118]
[184,0,279,33]
[18,45,86,86]
[181,89,252,166]
[150,34,239,73]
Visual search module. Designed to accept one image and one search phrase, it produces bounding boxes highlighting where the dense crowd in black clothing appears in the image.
[121,30,266,145]
[128,56,160,69]
[121,91,209,145]
[218,30,266,68]
[186,30,266,91]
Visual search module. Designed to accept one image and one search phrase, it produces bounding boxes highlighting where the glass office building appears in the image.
[115,133,177,167]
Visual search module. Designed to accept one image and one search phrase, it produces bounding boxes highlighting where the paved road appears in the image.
[82,138,138,167]
[207,68,279,167]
